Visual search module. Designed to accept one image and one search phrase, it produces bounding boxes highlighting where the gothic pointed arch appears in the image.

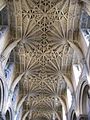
[0,0,90,120]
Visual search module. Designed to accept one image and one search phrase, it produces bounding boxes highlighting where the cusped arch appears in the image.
[77,80,89,114]
[80,82,89,114]
[5,107,12,120]
[70,110,77,120]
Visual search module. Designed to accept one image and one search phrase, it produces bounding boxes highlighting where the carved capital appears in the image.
[78,114,88,120]
[80,58,86,65]
[0,112,5,120]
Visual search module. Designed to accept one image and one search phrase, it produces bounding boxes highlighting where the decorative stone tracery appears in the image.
[0,0,90,120]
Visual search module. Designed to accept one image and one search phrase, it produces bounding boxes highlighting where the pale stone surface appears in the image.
[0,0,90,120]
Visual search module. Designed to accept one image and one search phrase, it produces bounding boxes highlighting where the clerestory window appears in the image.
[80,10,90,47]
[0,6,8,25]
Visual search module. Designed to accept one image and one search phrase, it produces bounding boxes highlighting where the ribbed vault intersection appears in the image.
[6,0,82,120]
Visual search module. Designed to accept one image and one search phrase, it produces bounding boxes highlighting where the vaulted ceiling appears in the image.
[7,0,82,120]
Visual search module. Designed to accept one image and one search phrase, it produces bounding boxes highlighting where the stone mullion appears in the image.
[72,2,81,41]
[67,0,81,41]
[13,0,22,39]
[7,1,15,37]
[67,0,76,40]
